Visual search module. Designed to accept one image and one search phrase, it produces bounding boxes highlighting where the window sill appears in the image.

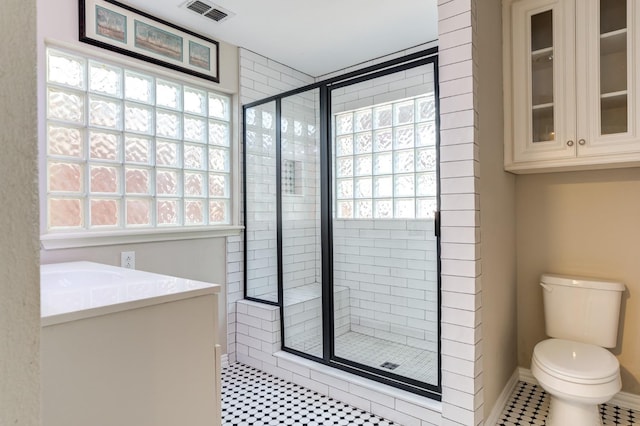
[40,226,244,250]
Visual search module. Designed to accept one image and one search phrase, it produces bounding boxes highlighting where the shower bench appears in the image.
[262,283,350,354]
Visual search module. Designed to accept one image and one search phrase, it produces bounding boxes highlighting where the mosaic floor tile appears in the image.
[498,381,638,426]
[223,365,639,425]
[222,363,397,426]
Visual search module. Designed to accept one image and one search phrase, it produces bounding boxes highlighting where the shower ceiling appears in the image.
[118,0,438,77]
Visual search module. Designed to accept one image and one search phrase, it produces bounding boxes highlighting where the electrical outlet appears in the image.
[121,251,135,269]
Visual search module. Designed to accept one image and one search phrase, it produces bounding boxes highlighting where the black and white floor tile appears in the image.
[222,363,397,426]
[498,381,638,426]
[223,364,638,425]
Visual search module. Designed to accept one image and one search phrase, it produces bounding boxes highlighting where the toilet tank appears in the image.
[541,274,625,348]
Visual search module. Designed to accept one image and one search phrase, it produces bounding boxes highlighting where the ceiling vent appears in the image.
[185,0,234,23]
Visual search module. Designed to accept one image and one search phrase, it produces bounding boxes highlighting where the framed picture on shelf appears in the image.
[80,0,219,83]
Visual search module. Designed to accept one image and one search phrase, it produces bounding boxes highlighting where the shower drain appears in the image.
[380,361,399,370]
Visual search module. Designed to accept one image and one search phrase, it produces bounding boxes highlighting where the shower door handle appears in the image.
[434,211,440,238]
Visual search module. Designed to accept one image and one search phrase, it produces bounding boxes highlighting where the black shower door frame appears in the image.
[243,47,442,399]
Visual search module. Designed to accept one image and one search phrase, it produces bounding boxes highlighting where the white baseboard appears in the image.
[221,353,230,369]
[485,368,520,426]
[518,367,536,384]
[611,390,640,411]
[518,367,640,411]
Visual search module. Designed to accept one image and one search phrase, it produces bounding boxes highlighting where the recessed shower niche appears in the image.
[243,50,441,397]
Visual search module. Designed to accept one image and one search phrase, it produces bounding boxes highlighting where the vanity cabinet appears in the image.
[503,0,640,173]
[41,262,222,426]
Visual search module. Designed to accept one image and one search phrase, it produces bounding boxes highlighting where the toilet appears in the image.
[532,274,625,426]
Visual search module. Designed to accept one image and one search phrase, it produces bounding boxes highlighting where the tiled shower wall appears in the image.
[333,220,438,348]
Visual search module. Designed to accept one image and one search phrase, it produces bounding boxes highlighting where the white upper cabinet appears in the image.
[504,0,640,173]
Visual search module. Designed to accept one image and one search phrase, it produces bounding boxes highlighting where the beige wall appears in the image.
[477,0,518,416]
[41,239,228,350]
[41,239,227,283]
[517,168,640,393]
[0,0,41,423]
[37,0,241,354]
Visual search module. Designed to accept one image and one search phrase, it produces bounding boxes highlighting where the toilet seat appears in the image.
[533,339,619,384]
[532,338,621,407]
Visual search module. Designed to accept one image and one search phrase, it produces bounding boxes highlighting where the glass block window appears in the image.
[334,95,437,219]
[45,47,232,231]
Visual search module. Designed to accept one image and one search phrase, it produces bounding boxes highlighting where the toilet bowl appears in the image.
[533,274,625,426]
[532,339,621,426]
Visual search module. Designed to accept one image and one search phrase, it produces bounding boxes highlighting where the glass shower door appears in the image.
[280,89,324,358]
[243,50,441,396]
[331,62,440,388]
[244,101,278,303]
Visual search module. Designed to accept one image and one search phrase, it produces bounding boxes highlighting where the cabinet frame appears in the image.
[504,0,640,173]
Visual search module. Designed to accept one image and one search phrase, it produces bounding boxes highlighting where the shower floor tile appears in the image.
[222,363,398,426]
[334,331,437,385]
[498,381,638,425]
[299,331,437,385]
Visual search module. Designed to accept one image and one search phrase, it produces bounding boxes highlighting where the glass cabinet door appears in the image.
[579,0,639,156]
[599,0,628,136]
[509,0,576,164]
[531,10,555,143]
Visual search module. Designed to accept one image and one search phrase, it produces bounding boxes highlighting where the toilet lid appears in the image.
[533,339,619,381]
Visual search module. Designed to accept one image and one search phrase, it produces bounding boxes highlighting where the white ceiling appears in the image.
[120,0,439,77]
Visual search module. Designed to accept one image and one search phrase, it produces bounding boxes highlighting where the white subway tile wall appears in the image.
[226,233,243,363]
[333,219,438,355]
[438,0,482,425]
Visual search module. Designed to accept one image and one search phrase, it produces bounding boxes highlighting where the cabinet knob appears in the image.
[578,139,586,145]
[567,140,574,146]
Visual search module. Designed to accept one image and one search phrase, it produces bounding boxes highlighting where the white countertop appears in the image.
[41,261,220,326]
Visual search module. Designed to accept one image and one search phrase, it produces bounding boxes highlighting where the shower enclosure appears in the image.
[244,50,440,397]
